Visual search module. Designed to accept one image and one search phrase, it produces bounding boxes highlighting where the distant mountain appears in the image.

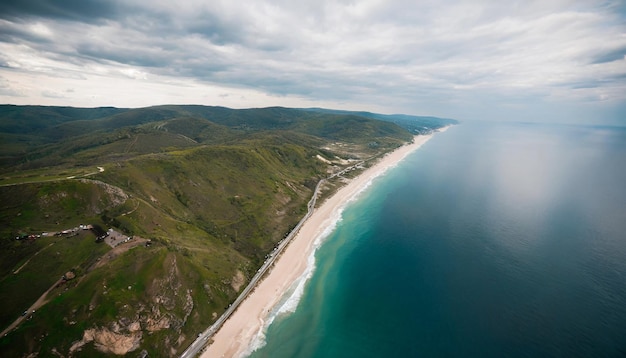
[0,105,126,134]
[301,107,459,134]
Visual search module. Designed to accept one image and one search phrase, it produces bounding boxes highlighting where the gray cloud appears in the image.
[0,0,624,124]
[0,0,121,23]
[591,46,626,64]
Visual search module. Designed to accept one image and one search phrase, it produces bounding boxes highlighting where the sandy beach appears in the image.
[201,132,438,358]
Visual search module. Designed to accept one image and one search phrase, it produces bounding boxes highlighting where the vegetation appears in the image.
[0,104,452,356]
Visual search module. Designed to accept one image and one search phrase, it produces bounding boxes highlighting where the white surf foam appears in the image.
[241,206,346,357]
[240,138,434,356]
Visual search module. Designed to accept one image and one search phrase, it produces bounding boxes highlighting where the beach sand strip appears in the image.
[201,132,438,358]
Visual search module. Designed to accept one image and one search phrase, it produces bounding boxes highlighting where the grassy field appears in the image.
[0,230,110,329]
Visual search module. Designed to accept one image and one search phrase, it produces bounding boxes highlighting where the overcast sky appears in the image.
[0,0,624,123]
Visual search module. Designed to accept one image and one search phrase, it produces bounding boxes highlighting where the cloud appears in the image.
[0,76,24,97]
[591,46,626,64]
[0,0,624,123]
[0,0,121,23]
[41,89,66,98]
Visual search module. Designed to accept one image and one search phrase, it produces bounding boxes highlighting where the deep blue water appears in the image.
[250,122,626,357]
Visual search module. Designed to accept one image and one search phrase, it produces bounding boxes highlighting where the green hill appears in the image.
[0,105,126,135]
[0,105,416,170]
[0,104,452,356]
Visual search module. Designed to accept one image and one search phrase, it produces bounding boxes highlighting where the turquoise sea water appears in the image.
[249,122,626,357]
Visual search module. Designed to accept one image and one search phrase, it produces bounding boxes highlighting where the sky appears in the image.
[0,0,625,124]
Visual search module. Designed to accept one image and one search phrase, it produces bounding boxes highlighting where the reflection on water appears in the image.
[453,123,626,262]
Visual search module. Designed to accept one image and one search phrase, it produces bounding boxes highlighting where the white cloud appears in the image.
[0,0,624,123]
[119,68,148,80]
[28,22,54,39]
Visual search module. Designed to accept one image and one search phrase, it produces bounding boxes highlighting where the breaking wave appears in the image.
[241,142,426,357]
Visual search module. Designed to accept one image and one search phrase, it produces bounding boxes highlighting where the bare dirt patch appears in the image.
[69,327,142,355]
[231,270,245,292]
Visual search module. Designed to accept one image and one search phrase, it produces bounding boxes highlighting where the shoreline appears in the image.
[201,131,441,358]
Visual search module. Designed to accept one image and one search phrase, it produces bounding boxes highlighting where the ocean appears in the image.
[248,121,626,357]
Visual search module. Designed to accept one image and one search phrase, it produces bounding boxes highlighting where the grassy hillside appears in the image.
[0,105,452,356]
